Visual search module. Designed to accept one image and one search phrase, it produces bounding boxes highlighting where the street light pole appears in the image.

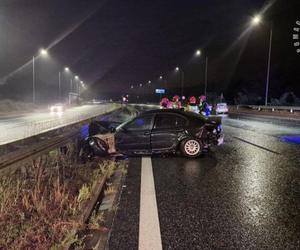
[265,27,273,106]
[31,49,48,104]
[181,70,185,97]
[58,71,61,100]
[74,76,79,95]
[204,56,208,96]
[32,56,35,103]
[175,67,185,97]
[70,78,73,93]
[194,49,208,96]
[250,15,273,106]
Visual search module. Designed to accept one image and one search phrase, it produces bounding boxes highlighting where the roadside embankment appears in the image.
[229,105,300,121]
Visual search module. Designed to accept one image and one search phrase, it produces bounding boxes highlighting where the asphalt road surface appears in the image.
[0,104,118,145]
[109,115,300,250]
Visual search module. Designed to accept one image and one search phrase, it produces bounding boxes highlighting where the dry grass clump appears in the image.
[0,158,80,249]
[0,146,120,249]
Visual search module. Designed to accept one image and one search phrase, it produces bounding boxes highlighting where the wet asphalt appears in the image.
[109,115,300,250]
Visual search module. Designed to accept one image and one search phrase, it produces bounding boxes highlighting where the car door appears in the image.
[115,114,154,152]
[151,113,188,151]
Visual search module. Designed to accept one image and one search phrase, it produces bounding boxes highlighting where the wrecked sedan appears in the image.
[81,109,223,159]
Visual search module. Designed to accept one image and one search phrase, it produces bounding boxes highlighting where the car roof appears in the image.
[141,109,207,121]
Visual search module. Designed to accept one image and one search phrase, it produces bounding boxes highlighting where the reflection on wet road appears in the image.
[109,115,300,249]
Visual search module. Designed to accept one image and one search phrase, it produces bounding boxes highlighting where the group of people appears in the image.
[160,95,210,116]
[160,95,182,109]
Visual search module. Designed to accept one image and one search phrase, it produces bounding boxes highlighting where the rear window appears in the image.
[154,114,187,129]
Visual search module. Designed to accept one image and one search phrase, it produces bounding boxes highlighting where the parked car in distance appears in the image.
[216,103,228,115]
[81,109,223,159]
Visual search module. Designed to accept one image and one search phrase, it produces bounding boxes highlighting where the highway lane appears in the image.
[0,104,119,145]
[109,115,300,250]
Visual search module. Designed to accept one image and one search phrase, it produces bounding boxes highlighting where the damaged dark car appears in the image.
[81,109,224,159]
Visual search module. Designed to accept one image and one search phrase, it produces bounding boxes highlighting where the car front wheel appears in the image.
[180,138,202,158]
[89,137,109,156]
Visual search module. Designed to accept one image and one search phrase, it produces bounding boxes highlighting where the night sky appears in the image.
[0,0,299,103]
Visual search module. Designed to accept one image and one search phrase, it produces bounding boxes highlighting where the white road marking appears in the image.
[139,157,163,250]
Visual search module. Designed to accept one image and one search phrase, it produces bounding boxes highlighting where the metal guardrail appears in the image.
[0,130,79,171]
[0,104,121,146]
[235,105,300,113]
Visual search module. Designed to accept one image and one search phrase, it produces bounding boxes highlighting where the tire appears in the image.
[89,138,109,156]
[180,138,202,158]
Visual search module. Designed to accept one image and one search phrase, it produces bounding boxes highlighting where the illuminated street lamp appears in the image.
[73,76,80,94]
[195,49,201,56]
[251,15,262,26]
[159,75,163,80]
[59,67,71,99]
[32,48,48,103]
[63,66,75,94]
[78,81,86,94]
[148,80,151,84]
[39,49,48,56]
[251,14,272,106]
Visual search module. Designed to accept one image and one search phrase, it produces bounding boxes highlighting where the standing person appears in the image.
[186,96,199,113]
[198,95,206,112]
[160,97,169,109]
[172,95,182,109]
[199,95,211,116]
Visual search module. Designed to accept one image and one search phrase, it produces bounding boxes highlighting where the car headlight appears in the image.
[89,139,95,146]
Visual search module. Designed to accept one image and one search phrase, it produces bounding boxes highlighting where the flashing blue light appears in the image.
[280,135,300,145]
[80,124,89,139]
[136,118,145,126]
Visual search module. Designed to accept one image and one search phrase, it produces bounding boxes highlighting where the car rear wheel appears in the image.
[180,138,202,158]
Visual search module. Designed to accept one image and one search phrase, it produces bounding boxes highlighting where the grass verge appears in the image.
[0,144,123,249]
